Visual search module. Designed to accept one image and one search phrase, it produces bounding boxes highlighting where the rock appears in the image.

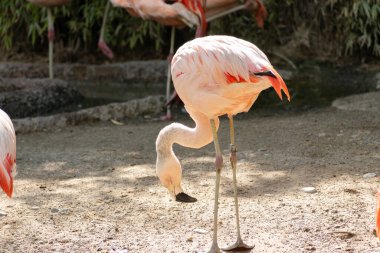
[30,206,40,210]
[301,187,317,193]
[332,91,380,112]
[186,236,193,242]
[50,208,59,213]
[193,228,208,234]
[376,72,380,90]
[0,78,82,118]
[363,173,376,178]
[13,95,165,133]
[0,61,168,82]
[59,208,70,214]
[0,210,7,217]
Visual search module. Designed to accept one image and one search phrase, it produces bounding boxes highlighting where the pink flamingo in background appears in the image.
[155,35,290,252]
[99,0,267,119]
[0,109,17,198]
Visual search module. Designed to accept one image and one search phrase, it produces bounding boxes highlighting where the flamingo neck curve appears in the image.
[155,106,219,197]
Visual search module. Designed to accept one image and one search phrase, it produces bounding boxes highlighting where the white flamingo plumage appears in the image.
[155,35,290,252]
[0,109,16,198]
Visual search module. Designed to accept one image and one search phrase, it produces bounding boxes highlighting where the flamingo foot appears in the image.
[197,243,221,253]
[98,40,114,59]
[222,238,254,252]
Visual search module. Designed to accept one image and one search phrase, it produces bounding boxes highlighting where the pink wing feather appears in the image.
[171,35,290,117]
[0,109,16,198]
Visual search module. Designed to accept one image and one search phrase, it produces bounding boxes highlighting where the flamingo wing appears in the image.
[171,36,289,117]
[0,109,16,198]
[179,0,207,36]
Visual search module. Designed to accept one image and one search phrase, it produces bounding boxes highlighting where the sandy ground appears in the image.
[1,104,380,253]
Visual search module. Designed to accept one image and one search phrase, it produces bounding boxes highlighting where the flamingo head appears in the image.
[156,133,197,203]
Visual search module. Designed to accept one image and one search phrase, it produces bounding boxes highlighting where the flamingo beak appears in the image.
[175,192,197,203]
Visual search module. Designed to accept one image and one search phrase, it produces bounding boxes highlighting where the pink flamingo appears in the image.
[0,109,17,198]
[155,35,290,252]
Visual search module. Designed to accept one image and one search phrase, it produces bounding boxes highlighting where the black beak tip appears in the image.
[175,192,197,203]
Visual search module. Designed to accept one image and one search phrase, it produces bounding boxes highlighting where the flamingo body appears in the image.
[0,109,16,198]
[171,35,289,118]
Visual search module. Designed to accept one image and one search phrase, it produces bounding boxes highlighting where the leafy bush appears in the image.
[209,0,380,60]
[0,0,379,61]
[0,0,164,60]
[339,0,380,56]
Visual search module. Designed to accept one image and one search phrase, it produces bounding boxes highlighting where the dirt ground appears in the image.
[1,105,380,253]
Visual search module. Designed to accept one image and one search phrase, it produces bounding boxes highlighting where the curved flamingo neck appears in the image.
[156,107,218,157]
[155,107,219,196]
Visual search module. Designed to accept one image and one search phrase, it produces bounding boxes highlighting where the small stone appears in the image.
[30,206,40,210]
[306,246,316,251]
[59,208,70,214]
[59,239,70,243]
[50,208,59,213]
[193,228,208,234]
[186,236,193,242]
[0,210,7,217]
[363,173,376,178]
[301,187,317,193]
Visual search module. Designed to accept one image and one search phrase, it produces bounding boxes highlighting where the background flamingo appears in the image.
[27,0,72,79]
[155,35,290,252]
[100,0,267,118]
[0,109,17,198]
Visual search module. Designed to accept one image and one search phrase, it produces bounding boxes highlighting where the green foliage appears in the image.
[209,0,380,59]
[339,0,380,56]
[209,13,260,41]
[0,1,379,60]
[0,0,163,56]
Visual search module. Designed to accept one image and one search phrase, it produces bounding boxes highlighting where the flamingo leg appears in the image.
[47,8,54,79]
[206,119,222,253]
[162,26,176,121]
[98,1,114,59]
[222,115,254,252]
